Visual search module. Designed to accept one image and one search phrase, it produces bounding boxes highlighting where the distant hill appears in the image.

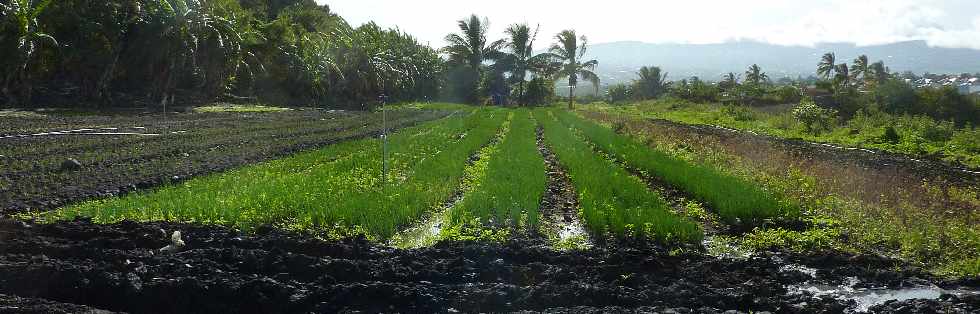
[583,40,980,85]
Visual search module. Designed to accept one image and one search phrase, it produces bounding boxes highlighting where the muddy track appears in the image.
[0,219,977,313]
[534,126,590,246]
[646,118,980,185]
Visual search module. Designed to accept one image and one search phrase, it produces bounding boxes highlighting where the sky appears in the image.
[321,0,980,49]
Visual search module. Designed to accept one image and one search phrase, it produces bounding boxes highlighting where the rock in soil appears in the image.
[59,159,82,172]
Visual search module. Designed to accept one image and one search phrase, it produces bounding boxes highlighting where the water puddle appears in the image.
[782,265,979,312]
[703,236,750,259]
[388,210,447,249]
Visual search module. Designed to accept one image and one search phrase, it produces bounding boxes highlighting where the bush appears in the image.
[875,79,916,114]
[883,126,900,144]
[722,105,756,122]
[607,83,633,103]
[793,97,838,134]
[523,77,554,106]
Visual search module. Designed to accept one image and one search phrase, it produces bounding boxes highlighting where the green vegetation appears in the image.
[587,100,980,168]
[43,109,509,239]
[582,109,979,276]
[1,0,442,108]
[193,104,292,113]
[554,110,796,226]
[536,108,702,243]
[448,110,547,232]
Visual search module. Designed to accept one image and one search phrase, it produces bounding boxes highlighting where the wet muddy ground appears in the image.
[0,219,977,313]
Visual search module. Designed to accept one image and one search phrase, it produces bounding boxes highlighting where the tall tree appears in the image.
[833,63,850,90]
[501,23,550,105]
[0,0,58,105]
[634,66,669,99]
[868,61,890,85]
[817,52,836,80]
[850,54,869,86]
[744,64,769,86]
[720,72,739,90]
[548,29,598,109]
[442,14,504,103]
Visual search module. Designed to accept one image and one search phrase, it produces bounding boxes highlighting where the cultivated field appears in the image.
[1,104,978,313]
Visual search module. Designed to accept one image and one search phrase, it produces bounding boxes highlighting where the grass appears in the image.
[193,103,292,113]
[44,109,508,239]
[536,108,702,243]
[447,109,547,232]
[582,108,980,277]
[554,110,797,226]
[584,99,980,168]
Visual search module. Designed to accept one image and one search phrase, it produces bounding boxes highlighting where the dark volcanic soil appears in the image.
[0,219,977,313]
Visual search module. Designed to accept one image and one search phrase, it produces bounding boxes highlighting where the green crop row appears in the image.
[536,109,702,243]
[554,110,797,226]
[448,109,547,232]
[46,109,508,239]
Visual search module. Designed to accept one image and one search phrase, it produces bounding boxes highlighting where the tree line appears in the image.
[1,1,600,109]
[1,0,441,109]
[440,14,598,108]
[607,53,979,126]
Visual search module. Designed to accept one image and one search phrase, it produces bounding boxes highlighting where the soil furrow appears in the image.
[534,125,591,248]
[1,218,976,313]
[389,117,508,248]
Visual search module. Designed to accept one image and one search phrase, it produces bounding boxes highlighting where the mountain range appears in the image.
[581,40,980,85]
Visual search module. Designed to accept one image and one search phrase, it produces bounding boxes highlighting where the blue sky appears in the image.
[321,0,980,49]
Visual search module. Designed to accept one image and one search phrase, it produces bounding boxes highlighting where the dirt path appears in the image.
[0,218,977,313]
[535,126,591,248]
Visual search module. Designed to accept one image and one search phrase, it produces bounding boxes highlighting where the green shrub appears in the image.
[722,105,756,122]
[607,83,633,103]
[793,97,838,134]
[883,126,900,144]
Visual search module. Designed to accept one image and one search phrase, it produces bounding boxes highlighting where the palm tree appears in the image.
[1,0,58,105]
[744,64,769,86]
[817,52,836,80]
[442,14,505,104]
[635,66,669,99]
[850,55,869,86]
[501,23,550,105]
[834,63,850,89]
[548,29,598,109]
[720,72,739,90]
[868,61,890,85]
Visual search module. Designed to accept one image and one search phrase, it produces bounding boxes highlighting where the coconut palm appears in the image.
[817,52,836,80]
[442,14,505,103]
[634,66,669,99]
[868,61,890,85]
[833,63,850,89]
[850,55,869,86]
[501,23,551,105]
[0,0,58,105]
[443,15,505,69]
[720,72,739,90]
[744,64,769,86]
[548,29,599,109]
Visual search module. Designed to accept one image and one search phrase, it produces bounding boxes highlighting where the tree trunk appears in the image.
[567,85,574,109]
[518,80,525,107]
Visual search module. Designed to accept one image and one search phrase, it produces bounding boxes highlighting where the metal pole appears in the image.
[381,95,387,194]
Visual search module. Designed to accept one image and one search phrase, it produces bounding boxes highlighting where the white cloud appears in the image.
[321,0,980,49]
